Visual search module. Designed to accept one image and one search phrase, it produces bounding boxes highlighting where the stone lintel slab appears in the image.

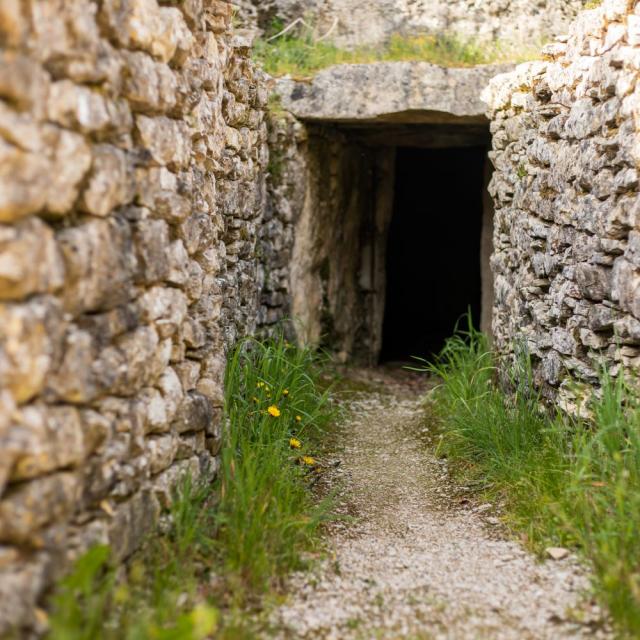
[276,61,515,125]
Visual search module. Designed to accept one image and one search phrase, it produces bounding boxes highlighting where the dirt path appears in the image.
[272,368,610,640]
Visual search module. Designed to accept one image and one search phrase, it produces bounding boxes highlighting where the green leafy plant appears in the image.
[217,335,337,597]
[253,31,541,78]
[422,321,640,636]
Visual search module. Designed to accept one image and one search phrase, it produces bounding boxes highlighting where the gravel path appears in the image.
[272,368,610,640]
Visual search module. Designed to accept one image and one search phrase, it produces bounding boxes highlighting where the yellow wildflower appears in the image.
[301,455,316,466]
[289,437,302,449]
[256,381,264,388]
[283,388,289,396]
[267,405,281,417]
[252,396,259,404]
[295,415,302,422]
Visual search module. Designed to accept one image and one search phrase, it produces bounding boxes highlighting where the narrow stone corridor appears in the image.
[272,369,609,640]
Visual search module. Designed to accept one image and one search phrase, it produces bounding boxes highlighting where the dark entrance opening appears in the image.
[380,146,486,363]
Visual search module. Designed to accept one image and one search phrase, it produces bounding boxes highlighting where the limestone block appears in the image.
[136,167,192,223]
[4,405,88,482]
[172,391,214,434]
[44,127,92,215]
[101,0,193,64]
[138,286,188,338]
[178,213,217,255]
[146,434,178,474]
[588,303,621,331]
[613,315,640,344]
[48,81,132,135]
[173,360,201,392]
[0,556,47,637]
[135,115,192,169]
[195,377,225,408]
[156,366,184,424]
[185,259,204,301]
[133,218,171,284]
[152,456,200,508]
[564,98,603,139]
[108,489,160,560]
[121,51,177,114]
[176,431,206,460]
[0,391,16,496]
[574,263,612,301]
[628,14,640,46]
[0,472,80,545]
[45,328,97,403]
[0,52,50,116]
[0,298,63,404]
[81,144,135,217]
[95,325,164,397]
[164,241,190,288]
[139,387,170,434]
[612,257,640,318]
[57,217,137,315]
[0,140,50,222]
[0,0,27,49]
[0,217,65,300]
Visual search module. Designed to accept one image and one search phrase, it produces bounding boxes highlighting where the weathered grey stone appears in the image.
[172,391,214,433]
[0,218,65,300]
[239,0,586,50]
[81,145,135,217]
[135,115,192,169]
[277,63,511,125]
[3,405,91,483]
[0,472,80,545]
[0,0,268,631]
[57,217,137,315]
[485,0,640,400]
[0,298,63,404]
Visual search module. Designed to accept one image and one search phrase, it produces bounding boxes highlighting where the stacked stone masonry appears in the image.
[238,0,589,50]
[484,0,640,411]
[0,0,268,633]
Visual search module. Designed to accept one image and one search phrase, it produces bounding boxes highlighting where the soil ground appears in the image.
[271,367,611,640]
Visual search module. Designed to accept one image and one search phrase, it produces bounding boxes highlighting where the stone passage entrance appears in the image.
[380,146,487,362]
[277,62,502,364]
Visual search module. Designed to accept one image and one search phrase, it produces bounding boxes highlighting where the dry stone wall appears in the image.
[238,0,589,49]
[484,0,640,410]
[0,0,268,633]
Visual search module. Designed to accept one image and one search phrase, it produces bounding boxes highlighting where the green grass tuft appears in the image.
[253,32,541,78]
[216,335,337,596]
[46,335,337,639]
[422,322,640,637]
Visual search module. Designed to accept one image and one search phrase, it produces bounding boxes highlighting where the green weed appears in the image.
[422,322,640,636]
[217,335,337,597]
[253,32,541,78]
[46,335,337,639]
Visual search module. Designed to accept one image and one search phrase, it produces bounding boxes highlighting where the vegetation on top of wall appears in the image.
[45,336,337,639]
[422,324,640,637]
[253,30,541,78]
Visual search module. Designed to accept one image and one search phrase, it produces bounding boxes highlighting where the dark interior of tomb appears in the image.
[380,146,486,363]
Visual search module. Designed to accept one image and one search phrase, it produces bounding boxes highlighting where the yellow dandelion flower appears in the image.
[301,455,316,466]
[289,437,302,449]
[283,388,289,396]
[267,405,281,417]
[295,415,302,422]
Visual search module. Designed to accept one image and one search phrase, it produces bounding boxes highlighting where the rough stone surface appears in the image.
[238,0,589,50]
[483,0,640,408]
[276,62,511,125]
[0,0,268,634]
